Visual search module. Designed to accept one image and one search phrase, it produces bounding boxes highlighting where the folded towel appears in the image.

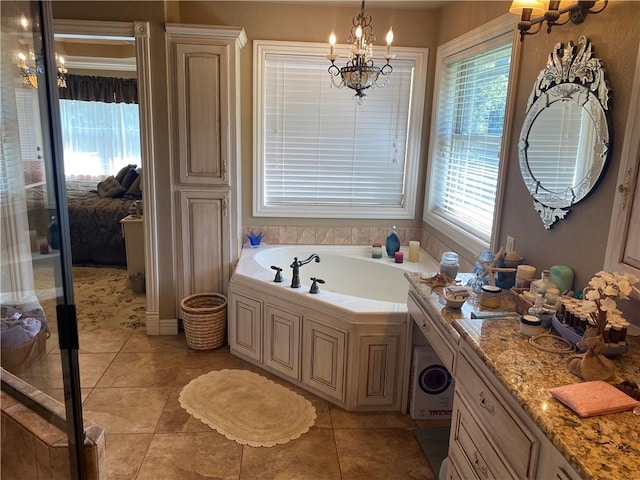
[1,315,42,348]
[549,381,640,417]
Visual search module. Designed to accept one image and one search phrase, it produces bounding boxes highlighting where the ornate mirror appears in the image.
[518,36,610,229]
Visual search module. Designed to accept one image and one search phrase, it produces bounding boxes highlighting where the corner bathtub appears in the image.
[228,244,440,411]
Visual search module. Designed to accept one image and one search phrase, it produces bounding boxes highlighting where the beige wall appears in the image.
[51,1,640,311]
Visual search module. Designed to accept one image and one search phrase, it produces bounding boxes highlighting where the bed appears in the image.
[26,165,142,266]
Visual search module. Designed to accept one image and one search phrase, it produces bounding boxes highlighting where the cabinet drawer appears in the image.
[408,293,456,371]
[450,396,512,480]
[456,353,538,479]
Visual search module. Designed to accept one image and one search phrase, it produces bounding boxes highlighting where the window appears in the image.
[424,15,518,254]
[59,100,141,181]
[254,41,428,218]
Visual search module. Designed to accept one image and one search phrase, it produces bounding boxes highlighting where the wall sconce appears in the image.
[509,0,608,41]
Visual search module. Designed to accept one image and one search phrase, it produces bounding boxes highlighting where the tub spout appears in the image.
[290,254,320,288]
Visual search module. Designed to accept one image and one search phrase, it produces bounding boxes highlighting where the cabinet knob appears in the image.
[473,451,488,478]
[479,390,495,415]
[618,167,634,209]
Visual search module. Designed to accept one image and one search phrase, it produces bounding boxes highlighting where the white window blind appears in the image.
[427,34,513,246]
[254,41,428,218]
[59,99,141,181]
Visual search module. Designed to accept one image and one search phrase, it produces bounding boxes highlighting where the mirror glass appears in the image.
[518,36,610,229]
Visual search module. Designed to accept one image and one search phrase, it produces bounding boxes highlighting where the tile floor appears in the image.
[21,325,449,479]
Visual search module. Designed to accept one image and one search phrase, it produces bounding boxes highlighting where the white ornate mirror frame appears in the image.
[518,36,611,229]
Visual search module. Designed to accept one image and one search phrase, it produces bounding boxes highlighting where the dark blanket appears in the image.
[26,182,135,266]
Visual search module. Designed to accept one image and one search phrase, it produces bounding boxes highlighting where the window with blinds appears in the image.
[425,18,515,252]
[254,41,428,218]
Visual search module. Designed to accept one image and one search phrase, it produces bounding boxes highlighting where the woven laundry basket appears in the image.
[180,293,227,350]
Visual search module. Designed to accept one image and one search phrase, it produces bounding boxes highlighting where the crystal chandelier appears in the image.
[327,0,394,100]
[17,48,68,89]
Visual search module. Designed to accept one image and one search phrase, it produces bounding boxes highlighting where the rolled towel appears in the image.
[1,320,31,349]
[21,317,42,338]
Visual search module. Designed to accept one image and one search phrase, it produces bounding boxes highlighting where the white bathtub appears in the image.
[231,244,440,316]
[228,244,441,412]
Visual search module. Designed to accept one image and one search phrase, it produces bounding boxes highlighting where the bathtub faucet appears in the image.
[290,254,320,288]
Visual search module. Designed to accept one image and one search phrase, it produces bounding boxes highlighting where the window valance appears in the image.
[59,74,138,104]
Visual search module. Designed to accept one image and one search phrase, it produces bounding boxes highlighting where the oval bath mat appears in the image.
[179,369,316,447]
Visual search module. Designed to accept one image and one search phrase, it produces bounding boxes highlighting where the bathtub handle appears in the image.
[310,277,325,294]
[270,266,283,283]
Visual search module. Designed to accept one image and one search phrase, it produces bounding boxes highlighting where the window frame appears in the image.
[423,14,520,255]
[253,40,428,219]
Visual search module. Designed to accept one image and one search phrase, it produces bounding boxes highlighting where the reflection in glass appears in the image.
[527,100,596,194]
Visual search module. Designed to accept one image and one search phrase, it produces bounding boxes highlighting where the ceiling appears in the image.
[213,0,446,8]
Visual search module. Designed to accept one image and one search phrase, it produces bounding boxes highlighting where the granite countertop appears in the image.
[405,272,640,480]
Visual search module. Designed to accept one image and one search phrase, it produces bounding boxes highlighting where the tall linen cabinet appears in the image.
[166,24,247,305]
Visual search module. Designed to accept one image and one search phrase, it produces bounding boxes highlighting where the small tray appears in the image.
[551,315,629,357]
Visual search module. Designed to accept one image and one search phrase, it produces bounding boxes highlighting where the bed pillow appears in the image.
[125,173,142,199]
[121,168,139,190]
[97,176,127,198]
[115,164,137,184]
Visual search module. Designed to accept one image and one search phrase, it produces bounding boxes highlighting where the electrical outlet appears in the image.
[506,235,515,253]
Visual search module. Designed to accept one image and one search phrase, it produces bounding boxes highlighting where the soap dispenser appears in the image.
[385,225,400,258]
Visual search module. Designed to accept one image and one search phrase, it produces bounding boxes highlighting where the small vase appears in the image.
[385,226,400,258]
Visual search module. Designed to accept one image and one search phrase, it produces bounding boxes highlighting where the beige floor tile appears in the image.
[21,352,115,390]
[78,326,133,353]
[96,352,186,387]
[83,386,171,434]
[121,331,190,352]
[40,388,93,404]
[174,353,257,387]
[334,428,434,480]
[155,386,212,433]
[330,406,416,429]
[104,433,152,480]
[136,432,242,480]
[240,428,341,480]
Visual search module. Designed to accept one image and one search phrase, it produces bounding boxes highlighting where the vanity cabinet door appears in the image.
[354,326,404,409]
[455,348,539,479]
[302,317,346,402]
[264,304,301,380]
[228,290,262,362]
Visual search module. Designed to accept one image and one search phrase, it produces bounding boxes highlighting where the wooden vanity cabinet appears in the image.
[228,281,406,410]
[408,288,583,480]
[166,24,246,304]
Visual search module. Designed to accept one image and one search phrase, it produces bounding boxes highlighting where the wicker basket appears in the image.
[180,293,227,350]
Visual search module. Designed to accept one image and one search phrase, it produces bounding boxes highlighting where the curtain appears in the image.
[59,74,137,104]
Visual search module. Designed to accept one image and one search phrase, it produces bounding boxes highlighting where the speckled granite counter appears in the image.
[405,272,640,480]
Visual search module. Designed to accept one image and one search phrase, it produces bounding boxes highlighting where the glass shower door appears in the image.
[1,1,85,477]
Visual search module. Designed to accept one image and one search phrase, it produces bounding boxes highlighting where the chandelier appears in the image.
[17,48,68,89]
[327,0,394,100]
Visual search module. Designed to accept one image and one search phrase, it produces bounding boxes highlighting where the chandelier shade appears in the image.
[327,0,393,100]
